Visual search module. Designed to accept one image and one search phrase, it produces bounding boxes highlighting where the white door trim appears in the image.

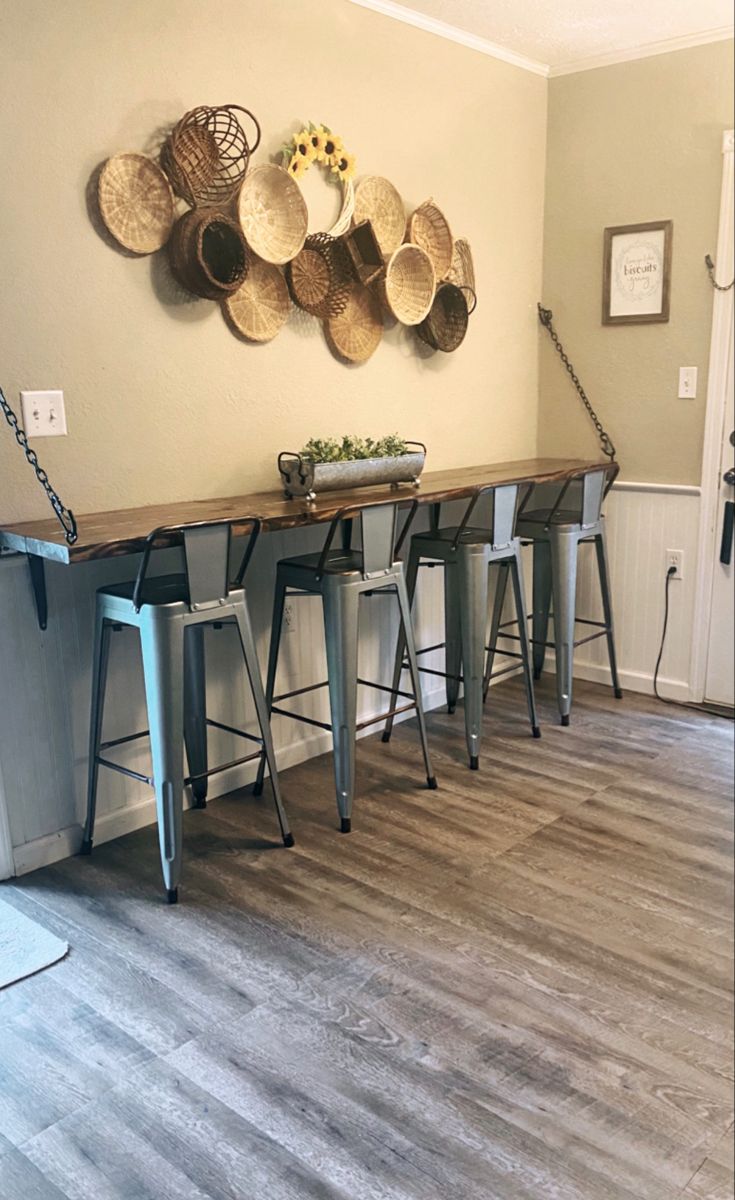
[0,758,14,880]
[690,129,734,702]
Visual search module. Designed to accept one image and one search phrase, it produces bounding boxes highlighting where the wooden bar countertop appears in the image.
[0,458,606,564]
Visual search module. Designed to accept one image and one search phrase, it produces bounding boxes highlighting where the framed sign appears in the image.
[602,220,673,325]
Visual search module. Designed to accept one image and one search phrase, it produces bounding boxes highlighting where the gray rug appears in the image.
[0,896,68,988]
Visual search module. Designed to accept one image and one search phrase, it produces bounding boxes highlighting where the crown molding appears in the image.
[549,26,734,77]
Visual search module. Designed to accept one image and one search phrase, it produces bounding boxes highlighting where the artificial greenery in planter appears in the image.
[299,434,409,463]
[278,434,426,499]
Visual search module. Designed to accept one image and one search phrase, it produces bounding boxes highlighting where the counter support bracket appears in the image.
[28,555,48,631]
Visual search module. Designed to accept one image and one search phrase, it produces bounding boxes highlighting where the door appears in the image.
[704,320,734,706]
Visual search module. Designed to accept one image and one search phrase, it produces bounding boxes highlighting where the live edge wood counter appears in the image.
[0,458,606,565]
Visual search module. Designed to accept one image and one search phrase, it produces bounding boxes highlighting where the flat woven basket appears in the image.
[223,257,291,342]
[287,233,352,319]
[416,282,476,352]
[326,284,383,363]
[408,200,454,283]
[353,176,406,258]
[446,236,476,293]
[379,243,436,326]
[161,105,260,207]
[98,153,174,254]
[238,164,308,266]
[168,208,249,299]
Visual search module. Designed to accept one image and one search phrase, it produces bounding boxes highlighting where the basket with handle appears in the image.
[160,104,260,207]
[416,282,476,352]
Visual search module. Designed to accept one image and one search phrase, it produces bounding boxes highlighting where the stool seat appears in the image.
[517,509,590,530]
[100,573,190,606]
[414,526,500,546]
[281,550,372,577]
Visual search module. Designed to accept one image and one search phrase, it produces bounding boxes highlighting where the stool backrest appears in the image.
[132,517,260,612]
[316,500,417,581]
[450,483,520,550]
[518,463,618,530]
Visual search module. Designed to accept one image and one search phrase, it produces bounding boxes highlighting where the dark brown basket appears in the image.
[161,105,260,207]
[416,282,476,352]
[286,232,352,319]
[168,209,249,299]
[342,220,385,287]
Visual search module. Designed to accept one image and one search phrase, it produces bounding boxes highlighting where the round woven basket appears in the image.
[98,153,174,254]
[408,200,454,283]
[446,236,476,294]
[326,284,383,363]
[223,257,290,342]
[380,243,436,325]
[287,233,352,319]
[238,164,308,266]
[161,105,260,207]
[416,282,475,352]
[168,209,249,300]
[353,176,406,258]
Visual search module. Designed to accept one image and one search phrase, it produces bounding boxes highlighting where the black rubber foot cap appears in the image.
[80,838,93,856]
[615,688,624,699]
[283,832,295,848]
[252,780,264,797]
[381,731,391,743]
[193,796,207,810]
[340,817,352,834]
[166,888,178,905]
[470,756,479,771]
[533,668,542,681]
[427,776,438,790]
[532,726,541,739]
[447,705,456,715]
[561,714,570,727]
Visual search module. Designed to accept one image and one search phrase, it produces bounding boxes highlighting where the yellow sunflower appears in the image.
[321,132,343,166]
[331,149,356,182]
[287,153,308,179]
[309,125,328,158]
[292,129,316,163]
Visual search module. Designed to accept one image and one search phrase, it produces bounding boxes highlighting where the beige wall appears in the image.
[539,39,734,484]
[0,0,547,525]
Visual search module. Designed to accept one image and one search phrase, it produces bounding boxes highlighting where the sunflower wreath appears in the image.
[281,122,355,237]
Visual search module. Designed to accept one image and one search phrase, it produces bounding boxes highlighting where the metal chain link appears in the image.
[1,386,78,544]
[537,304,617,462]
[704,255,734,292]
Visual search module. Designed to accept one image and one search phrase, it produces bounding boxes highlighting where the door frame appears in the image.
[0,759,14,880]
[690,129,734,703]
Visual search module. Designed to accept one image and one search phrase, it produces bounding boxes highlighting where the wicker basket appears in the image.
[379,243,436,326]
[223,257,291,342]
[342,220,384,287]
[237,164,308,266]
[408,200,453,283]
[326,284,383,363]
[354,176,406,257]
[416,282,475,352]
[161,105,260,207]
[446,237,476,293]
[287,233,352,319]
[98,153,174,254]
[168,209,249,299]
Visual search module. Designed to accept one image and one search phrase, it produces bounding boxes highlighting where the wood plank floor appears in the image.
[1,679,733,1200]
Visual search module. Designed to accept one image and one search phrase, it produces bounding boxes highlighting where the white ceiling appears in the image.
[350,0,734,74]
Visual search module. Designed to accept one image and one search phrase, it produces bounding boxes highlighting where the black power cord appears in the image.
[653,565,734,720]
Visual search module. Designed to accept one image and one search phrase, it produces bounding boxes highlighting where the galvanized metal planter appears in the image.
[278,442,426,501]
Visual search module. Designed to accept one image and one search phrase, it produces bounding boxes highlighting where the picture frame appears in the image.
[602,220,673,325]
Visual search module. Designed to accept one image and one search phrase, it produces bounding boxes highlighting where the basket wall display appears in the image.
[342,220,385,287]
[380,243,436,326]
[160,105,260,207]
[353,176,406,258]
[98,153,174,254]
[446,236,476,293]
[408,200,454,283]
[223,257,291,342]
[237,164,308,266]
[287,232,352,319]
[416,282,476,352]
[326,284,383,363]
[168,208,249,300]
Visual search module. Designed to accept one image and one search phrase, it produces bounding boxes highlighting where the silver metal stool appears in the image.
[493,465,622,725]
[253,500,437,832]
[383,483,540,770]
[81,517,293,904]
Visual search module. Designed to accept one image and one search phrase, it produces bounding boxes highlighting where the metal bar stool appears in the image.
[489,464,622,725]
[253,499,437,832]
[383,483,540,770]
[81,517,293,904]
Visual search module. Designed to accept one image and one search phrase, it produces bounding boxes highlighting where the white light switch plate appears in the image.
[678,367,698,399]
[20,390,67,436]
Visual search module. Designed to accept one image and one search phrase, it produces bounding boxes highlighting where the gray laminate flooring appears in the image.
[1,679,733,1200]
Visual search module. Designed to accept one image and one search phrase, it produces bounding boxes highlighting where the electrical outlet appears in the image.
[283,601,296,633]
[20,390,67,436]
[666,549,684,580]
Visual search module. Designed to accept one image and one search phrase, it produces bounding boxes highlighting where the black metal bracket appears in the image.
[28,555,48,631]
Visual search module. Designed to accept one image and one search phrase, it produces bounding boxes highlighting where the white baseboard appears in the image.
[573,658,691,703]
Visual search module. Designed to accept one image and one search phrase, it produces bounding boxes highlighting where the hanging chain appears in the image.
[704,255,734,292]
[537,304,616,462]
[1,385,78,544]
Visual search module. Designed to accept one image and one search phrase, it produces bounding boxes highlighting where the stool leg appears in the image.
[396,570,437,791]
[550,528,579,726]
[323,582,360,833]
[254,575,287,797]
[183,625,208,809]
[532,540,552,680]
[458,547,489,770]
[382,539,420,743]
[509,547,541,738]
[594,528,623,700]
[81,608,113,855]
[139,615,186,904]
[233,597,293,847]
[444,558,462,714]
[483,561,509,701]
